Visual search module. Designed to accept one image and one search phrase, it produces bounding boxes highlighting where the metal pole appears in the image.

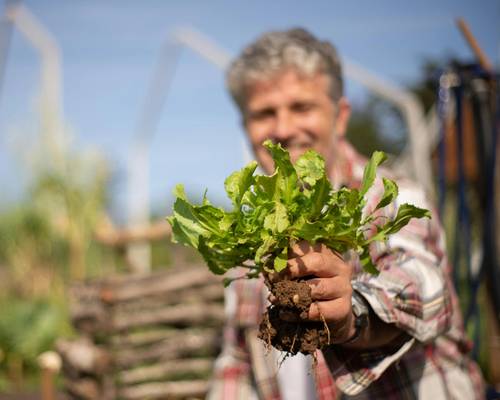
[173,27,231,69]
[0,0,20,106]
[126,39,181,273]
[6,3,65,167]
[125,29,231,273]
[342,60,433,197]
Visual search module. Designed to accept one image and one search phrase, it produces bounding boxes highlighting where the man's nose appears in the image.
[273,110,294,140]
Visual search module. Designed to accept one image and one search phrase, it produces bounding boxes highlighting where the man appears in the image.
[208,28,483,399]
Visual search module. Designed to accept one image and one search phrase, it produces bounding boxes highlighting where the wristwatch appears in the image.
[343,290,369,344]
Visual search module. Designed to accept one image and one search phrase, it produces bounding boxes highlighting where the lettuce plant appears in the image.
[167,141,430,280]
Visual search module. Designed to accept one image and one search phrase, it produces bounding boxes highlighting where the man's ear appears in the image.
[334,97,351,137]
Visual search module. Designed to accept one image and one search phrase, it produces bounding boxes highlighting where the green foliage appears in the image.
[0,299,68,367]
[168,142,430,280]
[0,207,62,264]
[347,97,407,158]
[0,296,71,391]
[0,128,115,390]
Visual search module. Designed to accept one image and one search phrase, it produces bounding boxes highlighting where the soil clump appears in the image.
[258,278,331,355]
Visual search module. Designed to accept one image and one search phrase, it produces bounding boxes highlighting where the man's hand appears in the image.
[285,241,357,344]
[281,240,407,349]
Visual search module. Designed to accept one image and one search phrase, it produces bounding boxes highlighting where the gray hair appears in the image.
[226,28,343,111]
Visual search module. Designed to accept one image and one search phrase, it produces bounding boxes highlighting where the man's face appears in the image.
[243,69,350,174]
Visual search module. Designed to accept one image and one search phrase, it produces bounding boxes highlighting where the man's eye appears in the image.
[250,109,275,120]
[291,103,314,113]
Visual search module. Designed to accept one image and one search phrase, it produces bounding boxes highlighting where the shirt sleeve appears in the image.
[324,179,454,395]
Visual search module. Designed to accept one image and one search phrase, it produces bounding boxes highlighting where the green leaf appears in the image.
[255,173,278,195]
[384,203,431,235]
[308,176,332,218]
[198,237,228,275]
[295,150,326,187]
[263,202,289,233]
[202,189,211,206]
[218,214,234,231]
[263,140,298,204]
[292,218,326,243]
[360,151,387,196]
[195,205,226,233]
[224,161,258,208]
[360,248,380,275]
[223,277,235,287]
[274,247,288,272]
[168,216,199,248]
[168,197,209,247]
[363,229,388,245]
[375,178,398,210]
[173,183,188,200]
[255,236,276,264]
[246,173,278,205]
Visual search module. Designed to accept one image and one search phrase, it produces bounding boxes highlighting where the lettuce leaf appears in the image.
[167,142,430,278]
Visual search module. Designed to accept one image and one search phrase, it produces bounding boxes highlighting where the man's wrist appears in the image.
[341,290,369,345]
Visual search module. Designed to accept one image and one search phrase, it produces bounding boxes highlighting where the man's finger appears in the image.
[307,277,350,301]
[289,240,321,258]
[308,298,351,322]
[287,251,344,278]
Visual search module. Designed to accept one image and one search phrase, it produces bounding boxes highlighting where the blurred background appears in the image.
[0,0,498,398]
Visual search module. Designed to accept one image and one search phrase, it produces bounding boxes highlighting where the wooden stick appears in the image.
[64,377,101,400]
[94,219,171,247]
[114,329,219,367]
[69,273,222,335]
[111,327,218,348]
[98,267,220,304]
[118,358,214,385]
[456,18,493,73]
[56,338,111,376]
[111,303,225,332]
[110,283,223,315]
[118,380,209,400]
[38,352,61,400]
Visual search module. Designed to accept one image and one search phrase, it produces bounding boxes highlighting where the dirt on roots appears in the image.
[258,279,331,355]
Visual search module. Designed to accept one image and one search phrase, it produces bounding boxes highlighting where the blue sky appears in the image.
[0,0,498,219]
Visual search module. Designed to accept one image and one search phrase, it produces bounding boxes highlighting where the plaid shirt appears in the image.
[207,139,484,400]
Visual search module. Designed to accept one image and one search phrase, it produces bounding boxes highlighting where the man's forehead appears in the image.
[244,69,331,109]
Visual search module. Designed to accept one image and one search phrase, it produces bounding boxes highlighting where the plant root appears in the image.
[316,302,331,345]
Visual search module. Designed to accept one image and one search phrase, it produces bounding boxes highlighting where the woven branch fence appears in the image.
[56,265,225,400]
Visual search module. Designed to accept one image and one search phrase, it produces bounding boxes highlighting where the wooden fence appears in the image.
[56,264,225,399]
